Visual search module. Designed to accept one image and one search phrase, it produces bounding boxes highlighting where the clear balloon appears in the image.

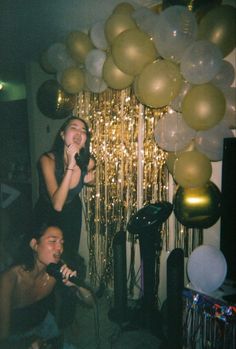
[103,55,134,90]
[60,67,84,94]
[180,40,223,84]
[211,59,235,89]
[221,87,236,129]
[173,150,212,188]
[135,60,183,108]
[47,43,76,72]
[132,7,159,37]
[173,181,222,228]
[90,21,108,51]
[182,83,226,131]
[187,245,227,293]
[198,4,236,57]
[66,31,94,64]
[85,71,107,93]
[152,5,198,62]
[105,12,137,44]
[170,80,192,112]
[112,28,157,76]
[85,49,106,78]
[195,120,234,161]
[154,110,196,152]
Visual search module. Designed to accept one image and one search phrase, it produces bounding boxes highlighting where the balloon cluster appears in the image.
[38,1,236,228]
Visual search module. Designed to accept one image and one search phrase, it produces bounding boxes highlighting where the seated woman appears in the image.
[0,223,87,349]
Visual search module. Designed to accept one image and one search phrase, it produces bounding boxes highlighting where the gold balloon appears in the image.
[103,55,134,89]
[105,13,137,44]
[166,141,196,175]
[198,5,236,57]
[60,67,84,94]
[173,150,212,188]
[113,2,135,15]
[182,83,226,131]
[66,31,94,64]
[173,181,221,228]
[37,79,76,119]
[112,28,157,76]
[135,60,183,108]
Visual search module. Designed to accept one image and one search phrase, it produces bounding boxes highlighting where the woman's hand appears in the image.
[59,264,77,287]
[65,143,81,169]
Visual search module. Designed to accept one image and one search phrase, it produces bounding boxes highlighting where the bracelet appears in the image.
[66,167,74,171]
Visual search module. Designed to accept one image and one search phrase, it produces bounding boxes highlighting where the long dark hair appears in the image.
[51,116,91,172]
[12,222,59,271]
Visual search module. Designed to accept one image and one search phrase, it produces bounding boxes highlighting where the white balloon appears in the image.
[132,7,159,37]
[90,21,108,50]
[85,71,107,93]
[47,42,76,72]
[211,60,235,89]
[195,120,234,161]
[222,87,236,129]
[180,40,223,84]
[85,49,106,78]
[170,80,192,112]
[154,110,196,152]
[187,245,227,294]
[152,5,197,62]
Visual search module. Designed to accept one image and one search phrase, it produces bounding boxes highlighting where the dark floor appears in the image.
[64,289,163,349]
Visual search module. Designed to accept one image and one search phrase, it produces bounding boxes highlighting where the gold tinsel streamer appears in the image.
[75,88,169,293]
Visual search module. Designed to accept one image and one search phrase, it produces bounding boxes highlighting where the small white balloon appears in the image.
[154,110,196,152]
[187,245,227,294]
[47,42,76,72]
[85,49,106,78]
[180,40,223,84]
[85,71,107,93]
[195,120,234,161]
[90,21,108,50]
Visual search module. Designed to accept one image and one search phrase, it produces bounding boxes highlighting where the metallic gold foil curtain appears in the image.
[75,88,169,290]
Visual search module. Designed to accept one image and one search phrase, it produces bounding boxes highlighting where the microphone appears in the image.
[46,261,85,287]
[47,261,95,307]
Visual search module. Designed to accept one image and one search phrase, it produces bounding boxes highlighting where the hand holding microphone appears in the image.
[47,261,95,307]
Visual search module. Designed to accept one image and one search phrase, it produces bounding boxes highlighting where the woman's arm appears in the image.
[84,157,96,185]
[39,153,79,211]
[0,271,16,342]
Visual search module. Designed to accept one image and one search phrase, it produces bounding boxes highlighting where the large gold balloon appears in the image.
[112,28,157,76]
[103,55,134,90]
[135,60,183,108]
[182,83,226,131]
[173,181,221,228]
[37,79,76,119]
[66,31,94,64]
[173,150,212,188]
[60,67,84,94]
[198,5,236,57]
[105,13,137,44]
[166,141,195,175]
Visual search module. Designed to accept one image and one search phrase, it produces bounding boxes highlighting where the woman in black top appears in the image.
[34,116,95,267]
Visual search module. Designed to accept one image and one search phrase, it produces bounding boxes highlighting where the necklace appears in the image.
[42,272,50,287]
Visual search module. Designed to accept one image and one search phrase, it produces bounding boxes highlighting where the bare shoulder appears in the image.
[0,266,18,290]
[40,152,55,169]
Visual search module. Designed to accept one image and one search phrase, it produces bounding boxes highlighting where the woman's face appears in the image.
[62,119,87,149]
[31,226,64,266]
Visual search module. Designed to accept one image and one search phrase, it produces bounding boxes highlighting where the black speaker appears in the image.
[167,248,184,349]
[220,137,236,282]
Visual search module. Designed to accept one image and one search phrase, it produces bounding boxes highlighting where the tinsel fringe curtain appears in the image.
[75,88,201,293]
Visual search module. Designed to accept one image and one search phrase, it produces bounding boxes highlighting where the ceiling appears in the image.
[0,0,160,88]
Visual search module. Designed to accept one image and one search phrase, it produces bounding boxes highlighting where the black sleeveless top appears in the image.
[38,151,86,205]
[10,295,52,334]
